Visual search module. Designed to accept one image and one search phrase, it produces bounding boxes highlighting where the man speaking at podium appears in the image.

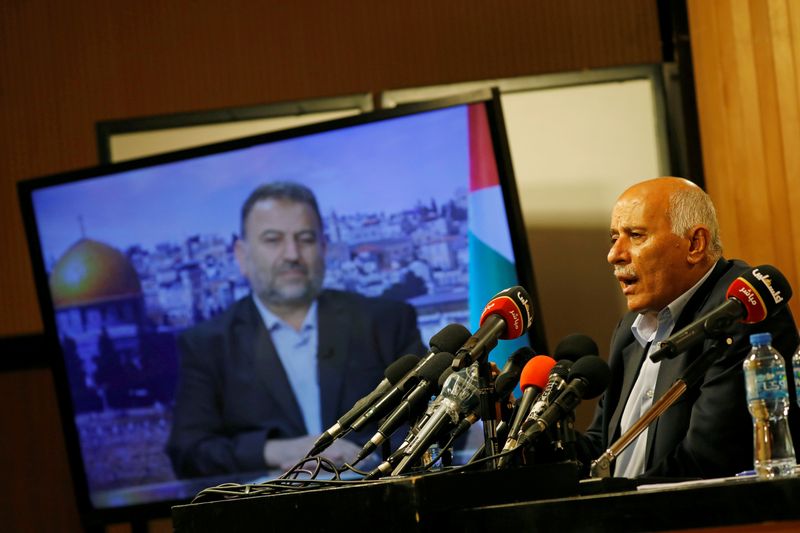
[167,182,424,477]
[577,177,799,478]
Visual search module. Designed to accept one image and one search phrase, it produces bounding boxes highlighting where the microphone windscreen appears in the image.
[429,323,472,353]
[520,355,557,391]
[438,367,455,389]
[494,372,519,398]
[554,333,599,361]
[726,265,792,324]
[568,355,611,399]
[506,346,536,368]
[549,359,572,380]
[385,354,421,383]
[495,346,536,395]
[418,352,455,382]
[479,286,534,340]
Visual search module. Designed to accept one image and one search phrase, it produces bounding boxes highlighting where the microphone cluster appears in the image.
[301,285,616,480]
[306,264,793,482]
[496,338,609,468]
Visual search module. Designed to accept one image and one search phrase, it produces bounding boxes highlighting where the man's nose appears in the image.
[607,237,627,265]
[283,238,301,260]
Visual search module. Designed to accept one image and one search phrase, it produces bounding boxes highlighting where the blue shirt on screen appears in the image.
[252,294,322,435]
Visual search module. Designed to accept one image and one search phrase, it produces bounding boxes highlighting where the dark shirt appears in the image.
[166,289,424,478]
[577,258,800,478]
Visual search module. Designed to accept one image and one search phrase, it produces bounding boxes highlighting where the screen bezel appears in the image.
[17,88,546,526]
[95,93,374,164]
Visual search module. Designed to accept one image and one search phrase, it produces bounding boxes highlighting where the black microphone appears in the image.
[446,411,483,444]
[494,346,536,399]
[364,369,460,480]
[348,324,471,433]
[650,264,792,362]
[307,353,419,456]
[354,351,454,463]
[517,355,610,447]
[507,333,598,461]
[437,367,455,389]
[554,333,599,362]
[391,364,482,475]
[452,286,533,369]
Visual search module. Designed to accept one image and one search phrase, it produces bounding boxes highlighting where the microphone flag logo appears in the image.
[479,294,526,339]
[726,277,767,324]
[752,268,785,305]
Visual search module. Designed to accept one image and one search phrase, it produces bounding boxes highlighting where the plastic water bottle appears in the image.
[743,332,796,478]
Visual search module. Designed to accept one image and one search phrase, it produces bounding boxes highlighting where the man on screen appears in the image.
[167,182,424,477]
[576,177,800,478]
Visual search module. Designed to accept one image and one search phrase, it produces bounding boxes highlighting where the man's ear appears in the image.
[234,239,248,276]
[686,225,710,265]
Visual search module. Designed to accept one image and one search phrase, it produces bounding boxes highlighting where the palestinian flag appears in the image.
[467,103,529,365]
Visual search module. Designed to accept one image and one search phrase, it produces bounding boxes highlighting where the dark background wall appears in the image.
[0,2,664,531]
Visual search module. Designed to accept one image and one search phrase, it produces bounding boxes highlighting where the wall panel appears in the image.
[689,0,800,319]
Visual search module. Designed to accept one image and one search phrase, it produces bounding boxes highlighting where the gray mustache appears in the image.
[277,263,307,274]
[614,266,637,278]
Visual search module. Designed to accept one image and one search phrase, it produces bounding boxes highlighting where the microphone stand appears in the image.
[556,412,577,463]
[477,357,500,469]
[590,337,731,478]
[452,333,501,470]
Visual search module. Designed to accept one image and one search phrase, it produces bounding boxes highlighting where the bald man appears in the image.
[577,177,800,479]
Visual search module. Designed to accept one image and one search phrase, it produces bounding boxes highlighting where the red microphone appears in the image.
[504,356,556,445]
[725,265,788,323]
[650,264,792,362]
[453,286,534,368]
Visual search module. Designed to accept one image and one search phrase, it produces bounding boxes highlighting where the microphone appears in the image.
[497,357,565,466]
[392,364,482,476]
[452,286,534,369]
[446,411,482,445]
[650,265,792,362]
[348,324,471,433]
[504,355,556,443]
[520,359,574,432]
[506,333,599,460]
[307,353,419,456]
[494,346,536,399]
[361,366,462,479]
[437,367,455,389]
[353,352,454,463]
[517,355,610,448]
[554,333,599,362]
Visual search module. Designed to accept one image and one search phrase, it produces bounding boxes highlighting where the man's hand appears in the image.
[263,435,362,472]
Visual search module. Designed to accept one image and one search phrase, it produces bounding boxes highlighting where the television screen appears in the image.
[17,89,544,524]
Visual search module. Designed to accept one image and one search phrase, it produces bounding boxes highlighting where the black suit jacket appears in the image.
[166,289,424,478]
[578,259,800,478]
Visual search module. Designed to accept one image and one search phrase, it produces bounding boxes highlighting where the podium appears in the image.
[172,463,580,533]
[172,466,800,533]
[454,475,800,532]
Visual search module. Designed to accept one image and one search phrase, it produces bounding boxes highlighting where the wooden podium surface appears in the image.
[455,475,800,532]
[171,466,800,533]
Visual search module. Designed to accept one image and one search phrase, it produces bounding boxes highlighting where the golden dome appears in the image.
[50,238,142,309]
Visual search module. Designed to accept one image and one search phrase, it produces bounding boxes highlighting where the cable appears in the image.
[190,444,526,503]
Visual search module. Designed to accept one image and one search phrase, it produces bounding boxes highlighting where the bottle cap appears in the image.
[749,332,772,346]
